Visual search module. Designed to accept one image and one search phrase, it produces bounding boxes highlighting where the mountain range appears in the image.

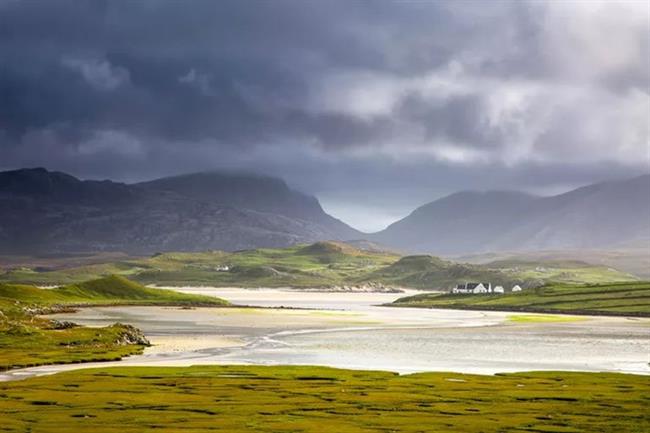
[0,168,359,254]
[0,167,648,256]
[371,174,650,255]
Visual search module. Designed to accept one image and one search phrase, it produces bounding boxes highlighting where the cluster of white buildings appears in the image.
[451,282,522,294]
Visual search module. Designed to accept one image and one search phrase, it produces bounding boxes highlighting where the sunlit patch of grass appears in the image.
[507,314,586,323]
[0,366,648,432]
[0,276,229,370]
[392,281,650,317]
[0,324,147,370]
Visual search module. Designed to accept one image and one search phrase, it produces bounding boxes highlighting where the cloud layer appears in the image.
[1,0,648,231]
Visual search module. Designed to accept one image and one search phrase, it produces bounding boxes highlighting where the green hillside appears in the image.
[483,259,639,285]
[364,255,519,289]
[0,275,229,307]
[0,276,228,370]
[391,281,650,316]
[455,246,650,279]
[0,242,400,288]
[0,242,638,289]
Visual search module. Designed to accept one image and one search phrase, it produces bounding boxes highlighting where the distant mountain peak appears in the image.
[137,170,359,238]
[373,175,650,255]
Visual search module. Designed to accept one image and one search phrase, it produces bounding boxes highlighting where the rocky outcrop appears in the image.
[303,282,403,293]
[112,323,150,346]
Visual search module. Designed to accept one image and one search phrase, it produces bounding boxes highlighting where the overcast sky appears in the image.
[1,0,648,231]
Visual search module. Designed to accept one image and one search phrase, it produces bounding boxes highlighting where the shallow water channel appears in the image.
[2,287,648,381]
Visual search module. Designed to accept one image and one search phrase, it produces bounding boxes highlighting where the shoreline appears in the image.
[3,288,648,381]
[387,303,650,318]
[149,284,410,294]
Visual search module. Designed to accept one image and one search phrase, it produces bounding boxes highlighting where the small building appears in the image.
[472,283,488,294]
[452,282,500,295]
[511,285,522,292]
[493,285,505,294]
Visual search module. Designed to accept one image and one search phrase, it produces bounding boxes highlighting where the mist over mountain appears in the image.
[0,168,360,254]
[372,175,650,255]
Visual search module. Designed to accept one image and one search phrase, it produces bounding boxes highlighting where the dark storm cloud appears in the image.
[0,0,648,230]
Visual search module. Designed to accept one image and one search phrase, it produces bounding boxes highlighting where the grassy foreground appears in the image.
[0,276,228,370]
[1,365,648,432]
[391,281,650,316]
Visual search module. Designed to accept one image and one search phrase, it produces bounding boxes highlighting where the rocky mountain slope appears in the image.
[0,168,360,254]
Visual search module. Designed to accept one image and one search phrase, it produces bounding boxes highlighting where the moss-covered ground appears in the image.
[0,365,648,432]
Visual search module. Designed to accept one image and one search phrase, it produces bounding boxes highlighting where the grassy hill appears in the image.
[135,242,400,288]
[1,365,648,433]
[0,276,228,370]
[481,258,642,285]
[364,255,519,289]
[0,242,400,288]
[0,275,229,307]
[455,247,650,279]
[0,242,639,289]
[391,281,650,316]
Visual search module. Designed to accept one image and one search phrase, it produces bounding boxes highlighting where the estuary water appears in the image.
[1,287,648,381]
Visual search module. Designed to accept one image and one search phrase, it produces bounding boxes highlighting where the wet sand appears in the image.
[1,288,648,381]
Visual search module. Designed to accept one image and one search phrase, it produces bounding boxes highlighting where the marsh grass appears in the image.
[0,365,648,432]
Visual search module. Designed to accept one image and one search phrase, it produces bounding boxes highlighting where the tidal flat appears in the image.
[3,288,647,381]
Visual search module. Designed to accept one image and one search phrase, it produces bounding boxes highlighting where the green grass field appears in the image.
[0,365,648,432]
[0,242,637,289]
[391,281,650,316]
[0,275,229,307]
[0,276,228,370]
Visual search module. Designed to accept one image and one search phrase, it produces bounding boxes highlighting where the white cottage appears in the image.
[472,283,488,294]
[511,285,522,292]
[452,283,472,294]
[493,286,505,294]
